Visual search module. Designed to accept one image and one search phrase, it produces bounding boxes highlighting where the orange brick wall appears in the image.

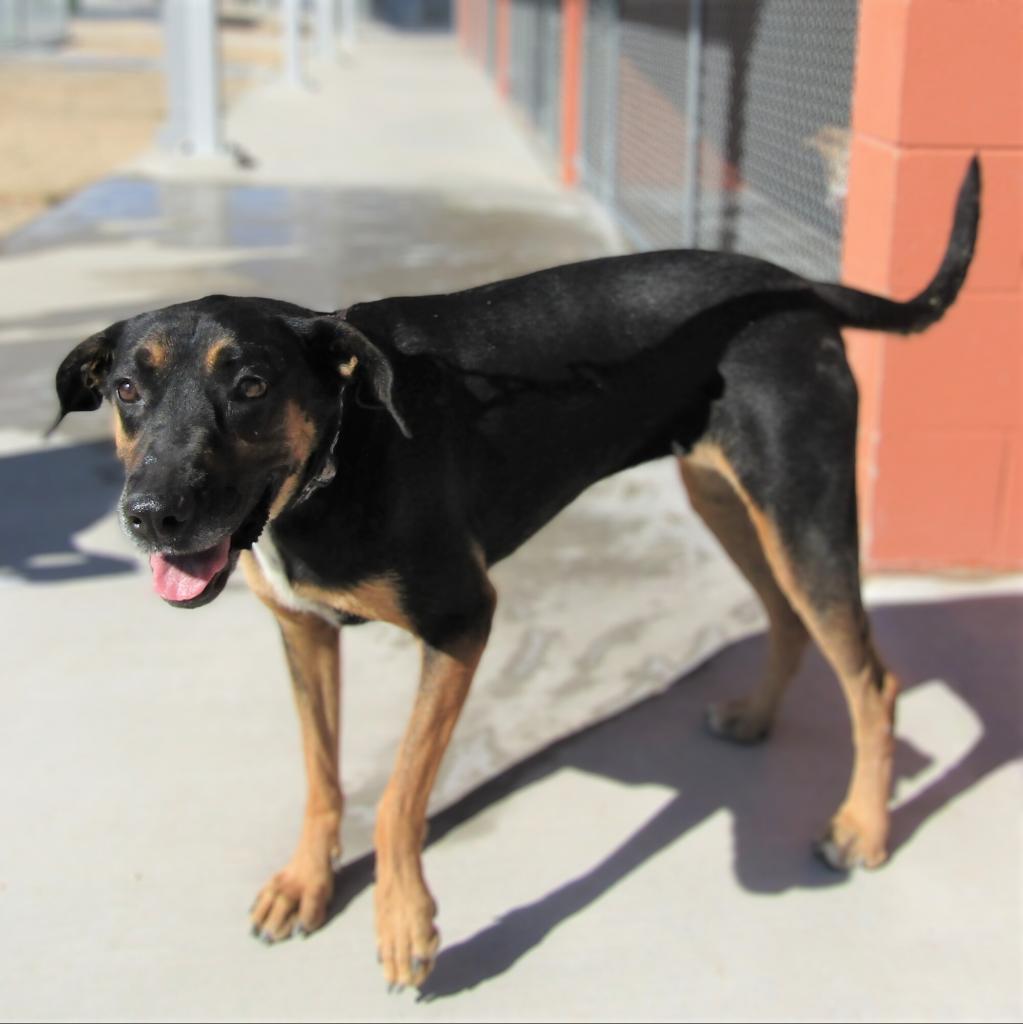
[843,0,1022,569]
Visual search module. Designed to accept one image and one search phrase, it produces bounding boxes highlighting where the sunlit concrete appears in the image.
[0,27,1019,1023]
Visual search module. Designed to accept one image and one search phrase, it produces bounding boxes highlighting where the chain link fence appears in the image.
[485,0,859,279]
[507,0,563,156]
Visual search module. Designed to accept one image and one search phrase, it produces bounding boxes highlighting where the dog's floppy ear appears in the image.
[51,323,123,433]
[296,315,412,440]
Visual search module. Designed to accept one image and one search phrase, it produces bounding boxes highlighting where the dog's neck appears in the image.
[293,389,347,509]
[290,306,352,509]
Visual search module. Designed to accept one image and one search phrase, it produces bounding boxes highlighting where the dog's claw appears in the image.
[260,930,274,945]
[815,835,864,872]
[294,922,307,938]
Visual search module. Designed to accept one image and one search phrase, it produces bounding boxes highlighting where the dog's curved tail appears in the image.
[809,155,980,334]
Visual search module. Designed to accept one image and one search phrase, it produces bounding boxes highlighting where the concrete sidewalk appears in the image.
[0,29,1020,1022]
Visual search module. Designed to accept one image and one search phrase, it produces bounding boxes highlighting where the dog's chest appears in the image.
[251,532,407,629]
[252,533,338,624]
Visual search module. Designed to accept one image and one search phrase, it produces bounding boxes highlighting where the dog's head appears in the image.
[54,295,409,608]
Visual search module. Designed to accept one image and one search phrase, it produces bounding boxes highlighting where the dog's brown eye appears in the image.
[116,379,140,404]
[236,376,268,400]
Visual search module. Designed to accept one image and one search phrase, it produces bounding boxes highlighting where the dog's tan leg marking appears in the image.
[137,338,169,370]
[679,455,808,741]
[691,445,897,870]
[241,552,343,941]
[374,580,496,990]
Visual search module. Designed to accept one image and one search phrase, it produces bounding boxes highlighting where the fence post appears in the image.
[602,0,620,206]
[496,0,511,97]
[314,0,335,62]
[281,0,305,87]
[560,0,586,186]
[682,0,702,246]
[340,0,357,53]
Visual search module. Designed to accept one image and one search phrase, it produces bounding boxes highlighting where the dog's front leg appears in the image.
[243,557,343,941]
[374,591,494,989]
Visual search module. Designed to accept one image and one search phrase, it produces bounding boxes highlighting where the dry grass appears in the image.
[0,15,282,238]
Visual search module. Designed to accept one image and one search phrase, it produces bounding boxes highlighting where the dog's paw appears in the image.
[250,814,340,943]
[250,858,334,943]
[374,880,440,990]
[815,809,888,871]
[705,697,773,744]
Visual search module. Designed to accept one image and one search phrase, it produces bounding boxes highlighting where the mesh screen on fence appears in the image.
[580,0,618,200]
[509,0,563,158]
[695,0,858,277]
[614,1,693,248]
[605,0,858,276]
[505,0,858,277]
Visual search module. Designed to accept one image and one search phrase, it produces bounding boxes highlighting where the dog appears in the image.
[54,158,979,989]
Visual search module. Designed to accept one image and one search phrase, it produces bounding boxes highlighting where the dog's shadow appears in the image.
[0,440,136,583]
[322,594,1021,998]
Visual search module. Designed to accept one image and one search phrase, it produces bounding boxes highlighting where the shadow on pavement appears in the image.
[0,439,136,582]
[319,594,1022,998]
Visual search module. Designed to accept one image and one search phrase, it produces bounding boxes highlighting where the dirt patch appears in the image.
[0,15,282,239]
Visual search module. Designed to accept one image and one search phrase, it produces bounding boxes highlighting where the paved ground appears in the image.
[0,27,1020,1023]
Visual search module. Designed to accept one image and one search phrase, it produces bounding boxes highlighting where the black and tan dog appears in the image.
[55,159,979,989]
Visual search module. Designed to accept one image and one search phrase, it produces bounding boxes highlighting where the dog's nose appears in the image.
[124,491,196,546]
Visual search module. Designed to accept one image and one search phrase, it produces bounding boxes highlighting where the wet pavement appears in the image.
[0,175,615,442]
[0,27,1020,1023]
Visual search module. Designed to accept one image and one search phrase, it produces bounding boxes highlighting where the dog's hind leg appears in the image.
[241,553,343,942]
[689,441,897,871]
[679,456,809,742]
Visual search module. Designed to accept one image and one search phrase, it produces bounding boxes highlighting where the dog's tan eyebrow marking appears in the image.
[205,337,241,373]
[135,340,168,369]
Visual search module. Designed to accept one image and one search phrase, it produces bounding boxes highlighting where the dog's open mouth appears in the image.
[147,485,274,608]
[150,540,231,604]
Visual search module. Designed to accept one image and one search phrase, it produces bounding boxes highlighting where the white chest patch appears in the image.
[252,532,337,625]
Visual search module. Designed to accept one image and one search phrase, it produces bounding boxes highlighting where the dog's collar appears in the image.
[293,307,350,508]
[294,397,344,507]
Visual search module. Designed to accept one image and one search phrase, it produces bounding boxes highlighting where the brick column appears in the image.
[560,0,586,185]
[496,0,511,97]
[842,0,1022,569]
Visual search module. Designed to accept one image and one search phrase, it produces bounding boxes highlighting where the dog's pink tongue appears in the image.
[150,539,230,602]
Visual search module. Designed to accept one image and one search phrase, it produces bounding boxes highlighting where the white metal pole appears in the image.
[162,0,223,157]
[315,0,336,62]
[282,0,305,87]
[340,0,357,53]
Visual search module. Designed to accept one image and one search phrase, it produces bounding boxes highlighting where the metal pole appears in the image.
[161,0,223,157]
[683,0,703,247]
[340,0,357,53]
[315,0,336,62]
[282,0,305,87]
[602,0,620,208]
